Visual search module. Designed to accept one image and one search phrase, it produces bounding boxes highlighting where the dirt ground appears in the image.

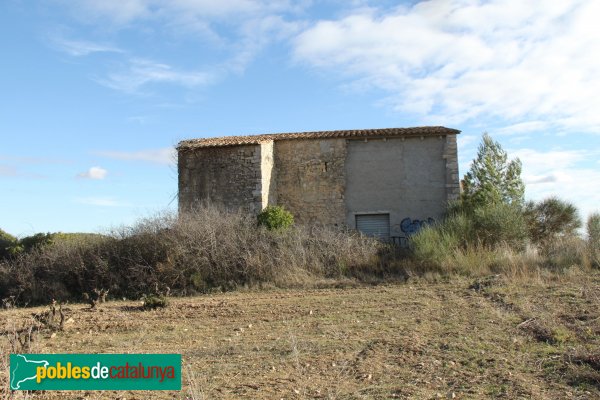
[1,271,599,399]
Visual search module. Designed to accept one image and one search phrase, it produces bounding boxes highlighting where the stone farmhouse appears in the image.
[177,126,460,243]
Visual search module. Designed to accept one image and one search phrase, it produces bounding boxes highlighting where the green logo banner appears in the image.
[10,354,181,390]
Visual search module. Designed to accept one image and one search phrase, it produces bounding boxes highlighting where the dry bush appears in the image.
[0,206,383,305]
[0,233,114,305]
[162,207,383,292]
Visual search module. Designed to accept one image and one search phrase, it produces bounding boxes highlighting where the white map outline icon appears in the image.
[11,354,49,390]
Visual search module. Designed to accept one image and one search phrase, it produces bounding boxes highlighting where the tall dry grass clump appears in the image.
[0,206,383,305]
[587,213,600,268]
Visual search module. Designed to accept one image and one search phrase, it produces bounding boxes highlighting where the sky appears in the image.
[1,0,599,236]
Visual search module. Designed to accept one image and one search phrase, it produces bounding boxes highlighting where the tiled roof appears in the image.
[178,126,460,150]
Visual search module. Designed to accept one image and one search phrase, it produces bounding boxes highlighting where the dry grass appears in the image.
[1,270,598,399]
[406,238,593,281]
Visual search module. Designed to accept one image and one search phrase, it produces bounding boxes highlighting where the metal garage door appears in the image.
[355,214,390,241]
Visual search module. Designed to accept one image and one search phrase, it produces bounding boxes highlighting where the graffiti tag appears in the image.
[400,217,435,235]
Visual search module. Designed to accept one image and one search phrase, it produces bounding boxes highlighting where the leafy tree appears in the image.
[461,133,525,211]
[523,197,581,245]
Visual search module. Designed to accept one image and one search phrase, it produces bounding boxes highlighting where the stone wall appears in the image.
[178,133,460,229]
[344,136,448,241]
[443,134,460,201]
[274,139,346,226]
[178,144,265,214]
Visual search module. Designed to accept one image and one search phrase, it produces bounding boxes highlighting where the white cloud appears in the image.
[66,0,305,24]
[51,37,123,56]
[511,148,600,220]
[74,197,126,207]
[55,0,305,91]
[293,1,600,132]
[524,174,558,185]
[63,0,151,24]
[495,121,551,136]
[457,134,477,149]
[511,148,587,173]
[227,14,301,73]
[97,59,214,93]
[77,166,108,180]
[96,147,175,165]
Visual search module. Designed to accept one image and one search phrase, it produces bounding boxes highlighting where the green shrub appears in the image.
[412,202,526,257]
[587,213,600,268]
[19,232,56,252]
[142,294,168,309]
[257,206,294,230]
[17,232,107,253]
[443,212,474,248]
[410,202,528,273]
[410,222,460,268]
[472,203,527,250]
[0,229,18,259]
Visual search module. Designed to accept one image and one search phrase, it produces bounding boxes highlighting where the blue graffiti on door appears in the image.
[400,217,435,235]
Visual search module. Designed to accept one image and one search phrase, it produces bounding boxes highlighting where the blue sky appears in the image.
[2,0,599,236]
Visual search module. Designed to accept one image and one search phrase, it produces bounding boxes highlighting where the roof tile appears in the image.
[178,126,460,149]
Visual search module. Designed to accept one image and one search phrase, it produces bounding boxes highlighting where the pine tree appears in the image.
[461,133,525,211]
